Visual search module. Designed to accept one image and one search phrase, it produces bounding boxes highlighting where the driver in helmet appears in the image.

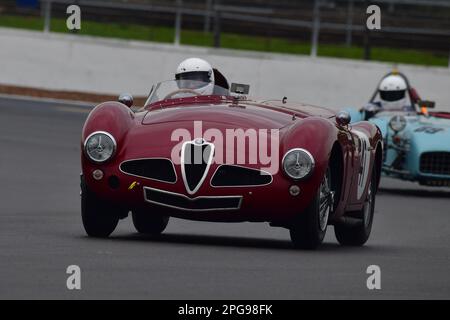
[362,73,416,119]
[175,58,229,96]
[377,74,413,111]
[372,74,415,111]
[175,58,215,96]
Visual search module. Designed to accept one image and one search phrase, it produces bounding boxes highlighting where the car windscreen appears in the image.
[145,80,230,106]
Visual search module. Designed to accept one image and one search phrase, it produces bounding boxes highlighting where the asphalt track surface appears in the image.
[0,96,449,299]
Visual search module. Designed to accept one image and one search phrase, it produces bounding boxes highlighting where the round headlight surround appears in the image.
[84,131,117,163]
[389,115,407,132]
[282,148,315,180]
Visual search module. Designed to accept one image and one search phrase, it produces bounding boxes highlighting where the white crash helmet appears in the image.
[378,74,408,110]
[175,58,215,95]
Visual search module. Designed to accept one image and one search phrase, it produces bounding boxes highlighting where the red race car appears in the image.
[81,80,382,249]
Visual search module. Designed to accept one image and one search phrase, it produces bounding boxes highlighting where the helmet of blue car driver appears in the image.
[175,58,215,95]
[378,74,408,110]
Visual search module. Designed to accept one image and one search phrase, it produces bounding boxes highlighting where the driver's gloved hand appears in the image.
[360,103,381,120]
[359,103,379,113]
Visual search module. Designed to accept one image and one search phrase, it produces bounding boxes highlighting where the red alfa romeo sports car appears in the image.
[81,79,383,249]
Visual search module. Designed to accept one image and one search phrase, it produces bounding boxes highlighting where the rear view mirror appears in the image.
[118,93,134,108]
[418,100,435,109]
[230,83,250,95]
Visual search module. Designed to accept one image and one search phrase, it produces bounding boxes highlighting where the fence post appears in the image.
[310,0,320,57]
[363,0,371,60]
[174,0,182,46]
[43,0,52,33]
[345,0,354,47]
[213,0,221,48]
[204,0,213,33]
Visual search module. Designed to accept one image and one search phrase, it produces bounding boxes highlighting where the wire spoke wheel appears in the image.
[335,166,377,246]
[363,185,373,228]
[290,166,334,250]
[318,169,332,232]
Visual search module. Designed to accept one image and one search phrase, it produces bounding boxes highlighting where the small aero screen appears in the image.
[230,83,250,95]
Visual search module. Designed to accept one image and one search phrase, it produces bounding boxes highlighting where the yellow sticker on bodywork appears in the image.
[128,181,138,190]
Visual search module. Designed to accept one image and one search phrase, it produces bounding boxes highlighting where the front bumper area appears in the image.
[81,161,320,223]
[144,187,243,212]
[382,165,450,186]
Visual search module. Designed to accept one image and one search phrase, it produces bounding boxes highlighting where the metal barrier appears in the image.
[13,0,450,65]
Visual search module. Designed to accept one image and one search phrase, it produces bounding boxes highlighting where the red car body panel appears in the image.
[81,96,382,224]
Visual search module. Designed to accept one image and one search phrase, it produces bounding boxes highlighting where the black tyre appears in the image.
[290,167,333,249]
[334,167,376,246]
[132,210,169,235]
[81,178,120,238]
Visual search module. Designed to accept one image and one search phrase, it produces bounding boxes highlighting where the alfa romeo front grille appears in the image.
[144,187,242,211]
[211,165,272,187]
[420,152,450,175]
[120,158,177,183]
[182,140,214,194]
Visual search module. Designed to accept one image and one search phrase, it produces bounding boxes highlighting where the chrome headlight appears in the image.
[282,148,315,180]
[84,131,116,163]
[389,115,407,132]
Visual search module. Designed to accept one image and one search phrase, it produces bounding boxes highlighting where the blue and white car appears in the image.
[347,72,450,187]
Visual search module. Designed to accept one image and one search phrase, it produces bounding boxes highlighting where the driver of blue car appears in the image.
[369,73,415,112]
[377,74,412,111]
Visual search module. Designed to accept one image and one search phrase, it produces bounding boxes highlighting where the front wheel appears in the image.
[132,210,169,235]
[81,178,120,238]
[290,167,333,249]
[334,167,376,246]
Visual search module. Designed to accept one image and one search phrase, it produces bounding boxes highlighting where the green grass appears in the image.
[0,14,447,67]
[0,14,45,30]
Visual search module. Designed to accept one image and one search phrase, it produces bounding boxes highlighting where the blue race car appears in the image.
[347,71,450,187]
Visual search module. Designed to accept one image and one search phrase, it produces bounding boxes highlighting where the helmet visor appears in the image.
[380,90,406,102]
[175,71,211,83]
[175,71,212,90]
